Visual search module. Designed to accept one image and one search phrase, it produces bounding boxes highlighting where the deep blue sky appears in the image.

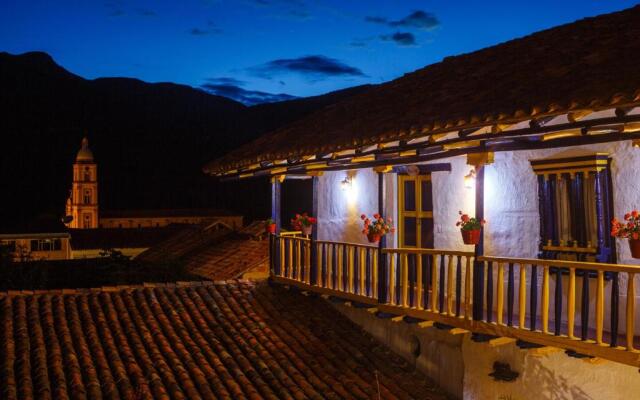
[1,1,637,105]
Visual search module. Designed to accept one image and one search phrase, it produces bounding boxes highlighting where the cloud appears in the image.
[201,81,296,106]
[365,10,439,31]
[249,55,365,79]
[104,0,125,17]
[190,20,223,35]
[380,32,417,46]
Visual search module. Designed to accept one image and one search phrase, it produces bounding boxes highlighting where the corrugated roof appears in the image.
[206,5,640,174]
[0,281,446,399]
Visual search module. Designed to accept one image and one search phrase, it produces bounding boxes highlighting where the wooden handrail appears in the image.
[315,239,378,249]
[478,255,640,273]
[383,248,475,257]
[279,231,303,237]
[276,234,310,242]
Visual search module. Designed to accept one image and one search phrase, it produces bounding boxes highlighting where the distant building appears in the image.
[65,137,99,229]
[64,137,243,230]
[0,225,72,262]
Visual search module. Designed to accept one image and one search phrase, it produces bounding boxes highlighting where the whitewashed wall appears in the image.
[317,169,379,244]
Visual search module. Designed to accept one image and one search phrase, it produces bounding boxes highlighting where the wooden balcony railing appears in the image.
[268,236,640,367]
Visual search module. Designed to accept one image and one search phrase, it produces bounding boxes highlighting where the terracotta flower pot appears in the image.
[629,239,640,259]
[301,225,313,236]
[265,224,276,234]
[367,232,381,243]
[461,229,481,245]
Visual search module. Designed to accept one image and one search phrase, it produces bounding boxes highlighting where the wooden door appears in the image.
[398,174,434,248]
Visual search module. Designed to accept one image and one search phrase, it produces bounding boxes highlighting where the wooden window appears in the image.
[398,174,434,248]
[531,154,615,263]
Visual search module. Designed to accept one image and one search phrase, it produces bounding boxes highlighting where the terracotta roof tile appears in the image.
[183,238,269,280]
[0,282,446,399]
[207,5,640,173]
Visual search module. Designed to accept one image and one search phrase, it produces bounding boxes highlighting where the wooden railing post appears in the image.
[473,164,485,321]
[310,176,319,285]
[377,171,388,304]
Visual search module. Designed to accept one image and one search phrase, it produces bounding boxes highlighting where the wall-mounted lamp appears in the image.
[341,175,353,191]
[464,168,476,189]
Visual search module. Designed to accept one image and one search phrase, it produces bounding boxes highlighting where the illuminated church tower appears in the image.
[65,137,99,229]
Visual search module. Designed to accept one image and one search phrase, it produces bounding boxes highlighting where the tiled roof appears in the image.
[183,237,268,280]
[135,224,231,263]
[0,281,446,399]
[206,5,640,173]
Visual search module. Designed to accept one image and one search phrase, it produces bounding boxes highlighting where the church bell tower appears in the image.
[65,137,99,229]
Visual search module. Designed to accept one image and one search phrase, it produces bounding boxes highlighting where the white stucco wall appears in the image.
[317,169,380,244]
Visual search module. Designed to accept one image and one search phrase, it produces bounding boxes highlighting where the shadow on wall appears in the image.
[523,357,594,400]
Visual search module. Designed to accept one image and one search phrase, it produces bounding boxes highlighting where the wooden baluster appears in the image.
[305,241,312,284]
[486,261,493,323]
[439,254,446,313]
[389,253,396,305]
[353,246,359,294]
[519,264,527,329]
[425,255,432,309]
[581,270,590,340]
[365,248,371,297]
[348,246,355,294]
[596,270,604,345]
[360,248,367,296]
[401,253,409,307]
[296,239,302,280]
[542,265,549,334]
[530,264,538,331]
[280,237,287,276]
[496,262,504,325]
[455,256,462,317]
[416,254,423,309]
[627,272,635,351]
[288,239,293,279]
[317,243,323,287]
[554,268,563,336]
[610,272,619,347]
[342,244,348,292]
[465,256,472,319]
[331,244,337,290]
[372,249,378,299]
[447,255,455,315]
[568,267,576,339]
[507,263,514,326]
[431,254,438,312]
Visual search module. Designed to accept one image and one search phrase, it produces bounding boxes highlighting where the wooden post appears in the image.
[473,164,485,321]
[310,176,319,285]
[377,172,388,304]
[271,177,282,276]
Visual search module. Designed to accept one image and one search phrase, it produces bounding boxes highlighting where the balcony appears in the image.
[269,235,640,368]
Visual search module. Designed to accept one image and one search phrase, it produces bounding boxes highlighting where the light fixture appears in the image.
[341,175,353,191]
[464,168,476,189]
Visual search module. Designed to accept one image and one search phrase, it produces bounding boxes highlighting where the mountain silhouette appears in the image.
[0,51,371,229]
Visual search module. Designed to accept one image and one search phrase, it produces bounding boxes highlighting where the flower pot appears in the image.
[461,229,481,245]
[629,239,640,259]
[367,233,381,243]
[301,225,313,236]
[265,224,276,234]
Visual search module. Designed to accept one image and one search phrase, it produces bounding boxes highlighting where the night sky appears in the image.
[1,1,637,105]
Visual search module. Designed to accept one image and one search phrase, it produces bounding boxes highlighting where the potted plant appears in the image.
[265,218,276,234]
[291,213,316,236]
[456,211,486,245]
[611,210,640,258]
[361,213,395,243]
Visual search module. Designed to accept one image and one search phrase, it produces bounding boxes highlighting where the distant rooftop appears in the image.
[100,208,236,219]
